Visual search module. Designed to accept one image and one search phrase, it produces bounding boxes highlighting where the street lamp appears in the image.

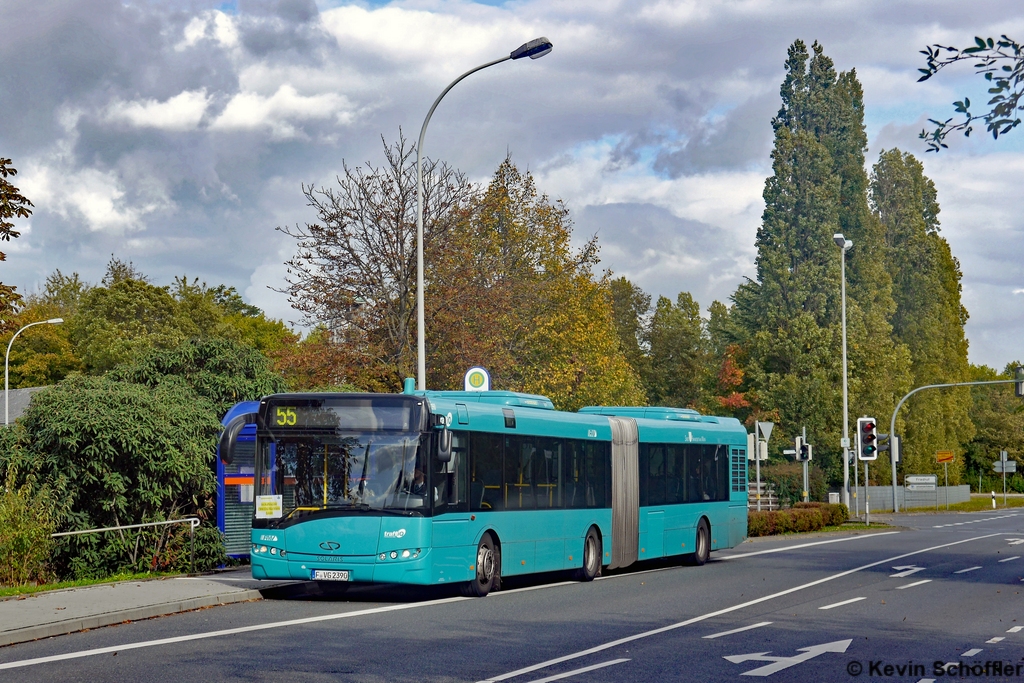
[415,37,554,390]
[834,233,852,509]
[5,318,63,425]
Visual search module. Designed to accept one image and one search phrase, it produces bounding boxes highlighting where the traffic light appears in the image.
[1015,366,1024,398]
[877,432,890,457]
[799,441,812,461]
[794,435,803,459]
[856,416,878,461]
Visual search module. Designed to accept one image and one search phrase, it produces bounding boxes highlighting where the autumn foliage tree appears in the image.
[0,158,32,328]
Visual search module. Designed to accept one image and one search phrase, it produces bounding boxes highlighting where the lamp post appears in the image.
[5,318,63,425]
[415,37,553,390]
[834,233,852,509]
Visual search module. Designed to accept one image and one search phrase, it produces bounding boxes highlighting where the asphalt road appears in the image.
[2,510,1023,682]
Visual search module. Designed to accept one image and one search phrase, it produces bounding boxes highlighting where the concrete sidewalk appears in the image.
[0,569,299,647]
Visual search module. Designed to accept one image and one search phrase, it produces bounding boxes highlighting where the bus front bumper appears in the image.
[251,549,438,585]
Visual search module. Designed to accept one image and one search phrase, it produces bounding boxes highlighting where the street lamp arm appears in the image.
[888,378,1018,512]
[5,318,63,426]
[414,55,511,391]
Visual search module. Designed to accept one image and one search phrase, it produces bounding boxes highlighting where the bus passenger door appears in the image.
[608,417,639,570]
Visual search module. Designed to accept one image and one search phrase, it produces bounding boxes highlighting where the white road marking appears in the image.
[722,532,900,559]
[896,580,932,590]
[933,513,1019,528]
[524,659,629,683]
[998,556,1020,563]
[962,648,982,657]
[917,679,936,682]
[474,533,1004,683]
[954,566,981,574]
[818,597,865,610]
[703,622,773,639]
[723,639,852,677]
[1008,626,1024,633]
[890,565,925,578]
[986,637,1005,643]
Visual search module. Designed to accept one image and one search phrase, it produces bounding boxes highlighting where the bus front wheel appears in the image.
[462,533,499,597]
[685,518,710,566]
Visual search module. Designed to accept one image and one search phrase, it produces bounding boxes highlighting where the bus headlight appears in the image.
[401,550,410,558]
[270,547,278,555]
[260,545,268,554]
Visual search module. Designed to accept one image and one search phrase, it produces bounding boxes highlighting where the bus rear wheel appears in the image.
[685,518,710,566]
[574,527,601,582]
[462,533,499,597]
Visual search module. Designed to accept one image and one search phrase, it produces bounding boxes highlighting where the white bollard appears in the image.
[992,491,996,509]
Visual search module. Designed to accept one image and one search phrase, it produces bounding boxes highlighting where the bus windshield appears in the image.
[256,431,429,525]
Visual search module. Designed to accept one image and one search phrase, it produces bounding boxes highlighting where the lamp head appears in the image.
[47,318,64,324]
[833,233,846,247]
[511,37,553,60]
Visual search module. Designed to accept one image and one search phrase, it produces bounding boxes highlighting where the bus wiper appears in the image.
[324,502,373,511]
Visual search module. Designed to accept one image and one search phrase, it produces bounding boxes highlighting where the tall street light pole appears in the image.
[5,318,63,425]
[415,37,553,390]
[834,233,852,509]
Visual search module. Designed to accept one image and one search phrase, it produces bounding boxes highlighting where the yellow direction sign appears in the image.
[936,450,955,463]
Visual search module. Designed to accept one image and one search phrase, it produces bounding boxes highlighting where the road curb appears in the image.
[0,589,264,647]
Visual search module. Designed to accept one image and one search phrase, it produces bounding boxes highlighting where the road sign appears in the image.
[1001,450,1009,462]
[724,640,852,676]
[757,421,774,442]
[905,474,936,492]
[936,450,954,463]
[994,461,1017,473]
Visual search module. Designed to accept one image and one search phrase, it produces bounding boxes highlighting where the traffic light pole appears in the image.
[889,376,1023,513]
[802,426,809,503]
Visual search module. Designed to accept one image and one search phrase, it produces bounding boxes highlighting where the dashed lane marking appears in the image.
[818,597,866,610]
[962,649,983,657]
[703,622,773,639]
[474,533,1003,683]
[895,580,932,590]
[998,556,1020,563]
[954,566,981,574]
[1009,626,1024,633]
[986,637,1005,644]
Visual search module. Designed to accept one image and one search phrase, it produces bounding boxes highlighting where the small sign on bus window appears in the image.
[255,495,283,519]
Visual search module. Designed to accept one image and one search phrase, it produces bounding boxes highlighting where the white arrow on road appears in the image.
[890,565,925,578]
[1006,539,1024,546]
[724,639,853,676]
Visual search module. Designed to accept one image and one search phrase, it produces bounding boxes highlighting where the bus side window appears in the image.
[665,445,684,505]
[470,432,503,512]
[535,438,563,509]
[584,441,609,508]
[434,431,468,514]
[685,444,702,502]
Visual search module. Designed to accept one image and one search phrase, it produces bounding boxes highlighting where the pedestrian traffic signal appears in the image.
[1015,366,1024,398]
[856,416,878,461]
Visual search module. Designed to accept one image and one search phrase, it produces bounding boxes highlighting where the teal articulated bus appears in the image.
[219,388,749,597]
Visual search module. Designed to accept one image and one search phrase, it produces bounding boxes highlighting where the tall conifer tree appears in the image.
[735,40,911,484]
[871,149,972,480]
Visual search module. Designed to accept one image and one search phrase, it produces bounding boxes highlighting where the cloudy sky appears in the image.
[2,0,1023,369]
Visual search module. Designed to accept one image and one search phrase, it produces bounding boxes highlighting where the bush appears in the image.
[761,461,828,507]
[0,470,57,586]
[747,503,849,537]
[3,374,226,578]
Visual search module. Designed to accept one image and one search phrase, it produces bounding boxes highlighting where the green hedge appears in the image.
[747,503,849,537]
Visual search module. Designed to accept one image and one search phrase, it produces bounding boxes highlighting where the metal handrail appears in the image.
[51,517,202,573]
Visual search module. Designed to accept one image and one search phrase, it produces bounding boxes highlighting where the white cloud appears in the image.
[210,84,351,138]
[175,11,239,51]
[105,89,210,131]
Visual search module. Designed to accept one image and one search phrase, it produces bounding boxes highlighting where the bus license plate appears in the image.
[311,569,349,581]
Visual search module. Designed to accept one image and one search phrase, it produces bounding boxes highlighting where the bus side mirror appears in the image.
[434,414,452,463]
[219,412,256,465]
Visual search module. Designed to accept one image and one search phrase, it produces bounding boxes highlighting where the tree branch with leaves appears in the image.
[919,35,1024,151]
